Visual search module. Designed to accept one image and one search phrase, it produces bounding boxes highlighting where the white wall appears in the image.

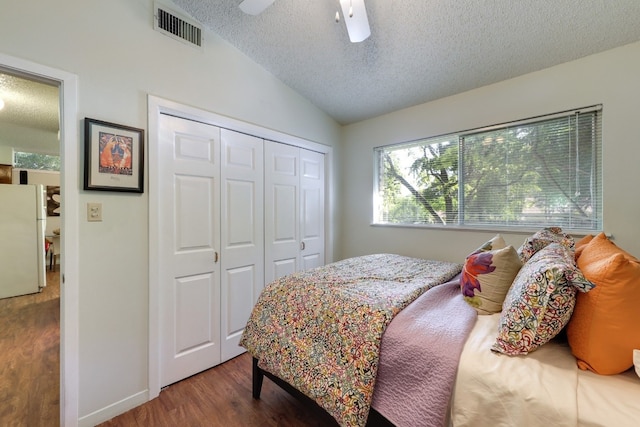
[0,0,340,425]
[0,146,13,164]
[339,41,640,262]
[0,124,59,155]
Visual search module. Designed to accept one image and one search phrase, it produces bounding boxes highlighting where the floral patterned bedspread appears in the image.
[239,254,463,427]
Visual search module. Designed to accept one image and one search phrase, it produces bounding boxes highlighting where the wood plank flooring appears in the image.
[0,270,60,427]
[0,270,388,426]
[99,353,346,427]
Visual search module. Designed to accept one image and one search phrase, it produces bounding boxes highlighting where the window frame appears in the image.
[373,105,603,233]
[13,150,61,171]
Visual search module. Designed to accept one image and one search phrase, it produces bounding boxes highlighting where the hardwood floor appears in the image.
[0,270,385,426]
[0,269,60,427]
[99,353,344,427]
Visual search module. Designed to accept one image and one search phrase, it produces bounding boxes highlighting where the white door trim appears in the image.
[0,53,80,427]
[148,95,333,398]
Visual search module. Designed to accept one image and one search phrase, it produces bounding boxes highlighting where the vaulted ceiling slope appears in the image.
[171,0,640,125]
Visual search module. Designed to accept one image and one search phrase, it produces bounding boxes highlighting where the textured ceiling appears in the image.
[171,0,640,125]
[0,71,59,155]
[0,71,59,133]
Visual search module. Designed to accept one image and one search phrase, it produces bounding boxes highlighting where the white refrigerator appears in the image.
[0,183,47,298]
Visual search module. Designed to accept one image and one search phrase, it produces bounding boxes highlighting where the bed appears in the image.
[240,229,640,427]
[451,312,640,427]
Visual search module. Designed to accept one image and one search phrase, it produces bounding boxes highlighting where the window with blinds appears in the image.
[14,151,60,171]
[374,106,602,232]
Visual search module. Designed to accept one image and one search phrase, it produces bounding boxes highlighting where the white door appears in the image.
[300,149,325,270]
[264,141,300,282]
[264,141,325,282]
[220,129,264,361]
[158,114,221,387]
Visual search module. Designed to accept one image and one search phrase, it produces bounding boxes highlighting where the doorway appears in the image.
[0,69,60,424]
[0,53,79,427]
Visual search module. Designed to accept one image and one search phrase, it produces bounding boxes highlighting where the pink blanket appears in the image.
[372,278,477,427]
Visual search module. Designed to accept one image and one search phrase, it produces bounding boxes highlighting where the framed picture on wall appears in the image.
[84,118,144,193]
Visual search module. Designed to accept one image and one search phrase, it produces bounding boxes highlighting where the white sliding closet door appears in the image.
[264,141,325,282]
[264,141,299,282]
[300,148,325,270]
[155,108,326,388]
[158,114,221,387]
[220,129,264,361]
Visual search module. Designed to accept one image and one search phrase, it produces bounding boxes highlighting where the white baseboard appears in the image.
[78,389,150,427]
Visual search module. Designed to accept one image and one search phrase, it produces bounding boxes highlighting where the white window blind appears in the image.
[374,106,602,232]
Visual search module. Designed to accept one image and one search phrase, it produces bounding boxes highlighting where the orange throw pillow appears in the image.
[574,234,594,260]
[567,233,640,374]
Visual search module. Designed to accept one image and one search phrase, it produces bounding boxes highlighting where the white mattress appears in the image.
[450,314,640,427]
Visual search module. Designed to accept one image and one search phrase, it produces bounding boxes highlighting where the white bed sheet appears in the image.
[577,367,639,426]
[450,314,640,427]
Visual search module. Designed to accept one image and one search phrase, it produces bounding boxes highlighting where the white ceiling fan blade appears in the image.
[339,0,371,43]
[239,0,275,15]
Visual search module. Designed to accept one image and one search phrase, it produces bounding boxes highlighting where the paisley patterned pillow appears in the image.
[517,226,575,263]
[492,243,595,356]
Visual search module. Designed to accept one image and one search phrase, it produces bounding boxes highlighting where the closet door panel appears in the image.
[225,180,256,250]
[173,175,216,277]
[273,259,297,279]
[159,114,221,387]
[264,141,299,282]
[220,129,264,361]
[174,274,216,353]
[223,265,256,348]
[300,148,325,270]
[265,142,325,280]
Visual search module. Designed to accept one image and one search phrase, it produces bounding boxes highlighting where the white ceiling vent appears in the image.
[154,3,203,49]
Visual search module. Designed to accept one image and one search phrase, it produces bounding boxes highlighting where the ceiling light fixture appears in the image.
[238,0,370,43]
[238,0,275,15]
[336,0,370,43]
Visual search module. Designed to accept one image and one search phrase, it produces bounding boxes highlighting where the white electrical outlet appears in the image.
[87,202,102,222]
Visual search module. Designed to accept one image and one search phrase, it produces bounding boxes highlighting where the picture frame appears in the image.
[84,118,144,193]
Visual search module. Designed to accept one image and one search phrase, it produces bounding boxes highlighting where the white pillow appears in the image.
[634,349,640,378]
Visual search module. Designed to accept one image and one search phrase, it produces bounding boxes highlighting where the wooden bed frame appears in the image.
[252,357,394,426]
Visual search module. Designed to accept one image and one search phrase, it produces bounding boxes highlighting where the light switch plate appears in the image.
[87,202,102,222]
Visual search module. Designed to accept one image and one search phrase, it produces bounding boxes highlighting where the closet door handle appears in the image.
[214,252,219,263]
[300,242,306,250]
